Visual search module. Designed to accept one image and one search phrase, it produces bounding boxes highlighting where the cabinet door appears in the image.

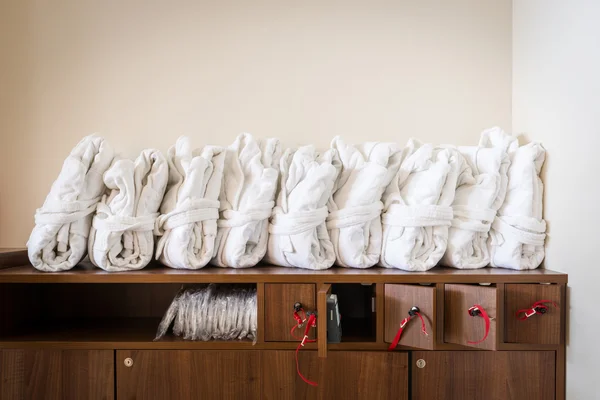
[385,284,435,349]
[262,350,408,400]
[265,284,316,341]
[0,349,114,400]
[412,351,555,400]
[116,350,261,400]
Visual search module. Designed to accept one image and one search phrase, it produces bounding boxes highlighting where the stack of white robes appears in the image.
[380,139,467,271]
[88,149,168,272]
[327,137,402,268]
[28,135,114,272]
[440,128,513,269]
[488,130,546,270]
[154,137,225,269]
[212,133,280,268]
[265,145,340,270]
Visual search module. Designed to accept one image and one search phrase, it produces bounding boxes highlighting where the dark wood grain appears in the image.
[412,351,555,400]
[117,350,260,400]
[262,350,408,400]
[265,284,316,341]
[256,283,265,344]
[317,284,331,358]
[0,249,28,270]
[0,349,114,400]
[444,284,497,350]
[384,284,436,350]
[557,283,567,400]
[505,283,561,344]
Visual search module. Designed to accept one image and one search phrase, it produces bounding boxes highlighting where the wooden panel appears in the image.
[0,249,28,270]
[262,350,408,400]
[444,284,497,350]
[317,284,331,358]
[0,349,114,400]
[117,350,260,400]
[505,284,561,344]
[384,284,435,350]
[265,284,316,341]
[412,351,555,400]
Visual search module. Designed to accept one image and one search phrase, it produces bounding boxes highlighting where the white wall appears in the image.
[513,0,600,397]
[0,0,512,247]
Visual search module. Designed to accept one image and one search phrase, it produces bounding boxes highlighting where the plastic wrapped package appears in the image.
[155,284,257,342]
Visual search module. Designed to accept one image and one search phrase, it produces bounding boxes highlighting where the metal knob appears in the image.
[124,357,134,367]
[416,359,426,369]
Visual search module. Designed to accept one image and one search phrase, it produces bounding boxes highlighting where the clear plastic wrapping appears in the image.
[155,284,257,342]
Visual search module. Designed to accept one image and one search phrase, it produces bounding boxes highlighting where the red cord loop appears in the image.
[467,305,491,345]
[516,300,558,320]
[291,310,318,386]
[388,309,428,351]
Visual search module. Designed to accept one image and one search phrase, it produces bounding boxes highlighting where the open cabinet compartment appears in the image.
[328,283,376,343]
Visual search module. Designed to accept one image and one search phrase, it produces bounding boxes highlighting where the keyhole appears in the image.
[416,359,426,368]
[124,357,134,367]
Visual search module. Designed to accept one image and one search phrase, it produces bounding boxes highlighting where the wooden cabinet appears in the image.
[0,349,114,400]
[412,351,555,400]
[265,283,316,341]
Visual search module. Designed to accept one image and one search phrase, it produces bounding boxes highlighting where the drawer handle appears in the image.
[516,300,558,320]
[124,358,134,367]
[467,305,491,344]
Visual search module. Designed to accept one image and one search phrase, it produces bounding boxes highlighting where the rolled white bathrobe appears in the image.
[265,145,340,270]
[440,128,513,269]
[212,133,280,268]
[155,137,226,269]
[88,149,168,272]
[488,130,546,270]
[327,137,402,268]
[380,139,467,271]
[28,135,114,272]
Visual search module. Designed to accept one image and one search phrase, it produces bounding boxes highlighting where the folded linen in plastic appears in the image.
[440,128,513,269]
[211,133,280,268]
[380,139,467,271]
[27,135,114,272]
[487,130,546,270]
[265,145,340,270]
[326,137,402,268]
[154,137,226,269]
[88,149,168,272]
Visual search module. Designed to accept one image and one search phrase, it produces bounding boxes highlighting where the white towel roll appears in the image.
[88,149,168,272]
[28,135,114,272]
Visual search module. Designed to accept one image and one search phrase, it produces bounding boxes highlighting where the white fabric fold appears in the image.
[265,145,340,270]
[27,135,114,272]
[155,137,225,269]
[327,137,402,268]
[380,139,467,271]
[487,129,547,270]
[440,127,513,269]
[211,133,280,268]
[88,149,168,272]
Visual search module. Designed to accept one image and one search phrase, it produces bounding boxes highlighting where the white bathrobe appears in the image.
[155,137,226,269]
[88,149,168,272]
[440,128,513,269]
[380,139,467,271]
[488,130,546,270]
[327,137,402,268]
[265,145,340,270]
[211,133,280,268]
[28,135,114,272]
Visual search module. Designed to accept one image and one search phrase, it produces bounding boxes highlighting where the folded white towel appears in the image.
[327,137,402,268]
[155,137,225,269]
[487,130,546,270]
[380,139,467,271]
[440,128,513,269]
[265,145,340,270]
[28,135,114,272]
[211,133,280,268]
[88,149,168,272]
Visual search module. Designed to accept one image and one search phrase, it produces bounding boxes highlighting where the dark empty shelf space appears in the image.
[330,283,376,343]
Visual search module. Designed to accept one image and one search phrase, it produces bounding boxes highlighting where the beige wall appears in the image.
[513,1,599,397]
[0,0,512,247]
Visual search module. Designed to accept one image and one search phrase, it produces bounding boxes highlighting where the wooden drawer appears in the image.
[505,284,562,344]
[444,284,497,350]
[265,284,316,341]
[384,284,436,350]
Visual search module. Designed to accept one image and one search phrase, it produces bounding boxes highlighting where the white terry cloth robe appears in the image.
[211,133,280,268]
[265,145,341,270]
[440,128,513,269]
[487,130,547,270]
[380,139,467,271]
[326,137,402,268]
[28,135,114,272]
[154,137,226,269]
[88,149,168,272]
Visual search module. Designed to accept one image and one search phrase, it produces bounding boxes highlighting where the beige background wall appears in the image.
[0,0,512,246]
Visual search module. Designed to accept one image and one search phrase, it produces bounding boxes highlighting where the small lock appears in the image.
[124,357,134,367]
[416,359,426,369]
[293,302,303,312]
